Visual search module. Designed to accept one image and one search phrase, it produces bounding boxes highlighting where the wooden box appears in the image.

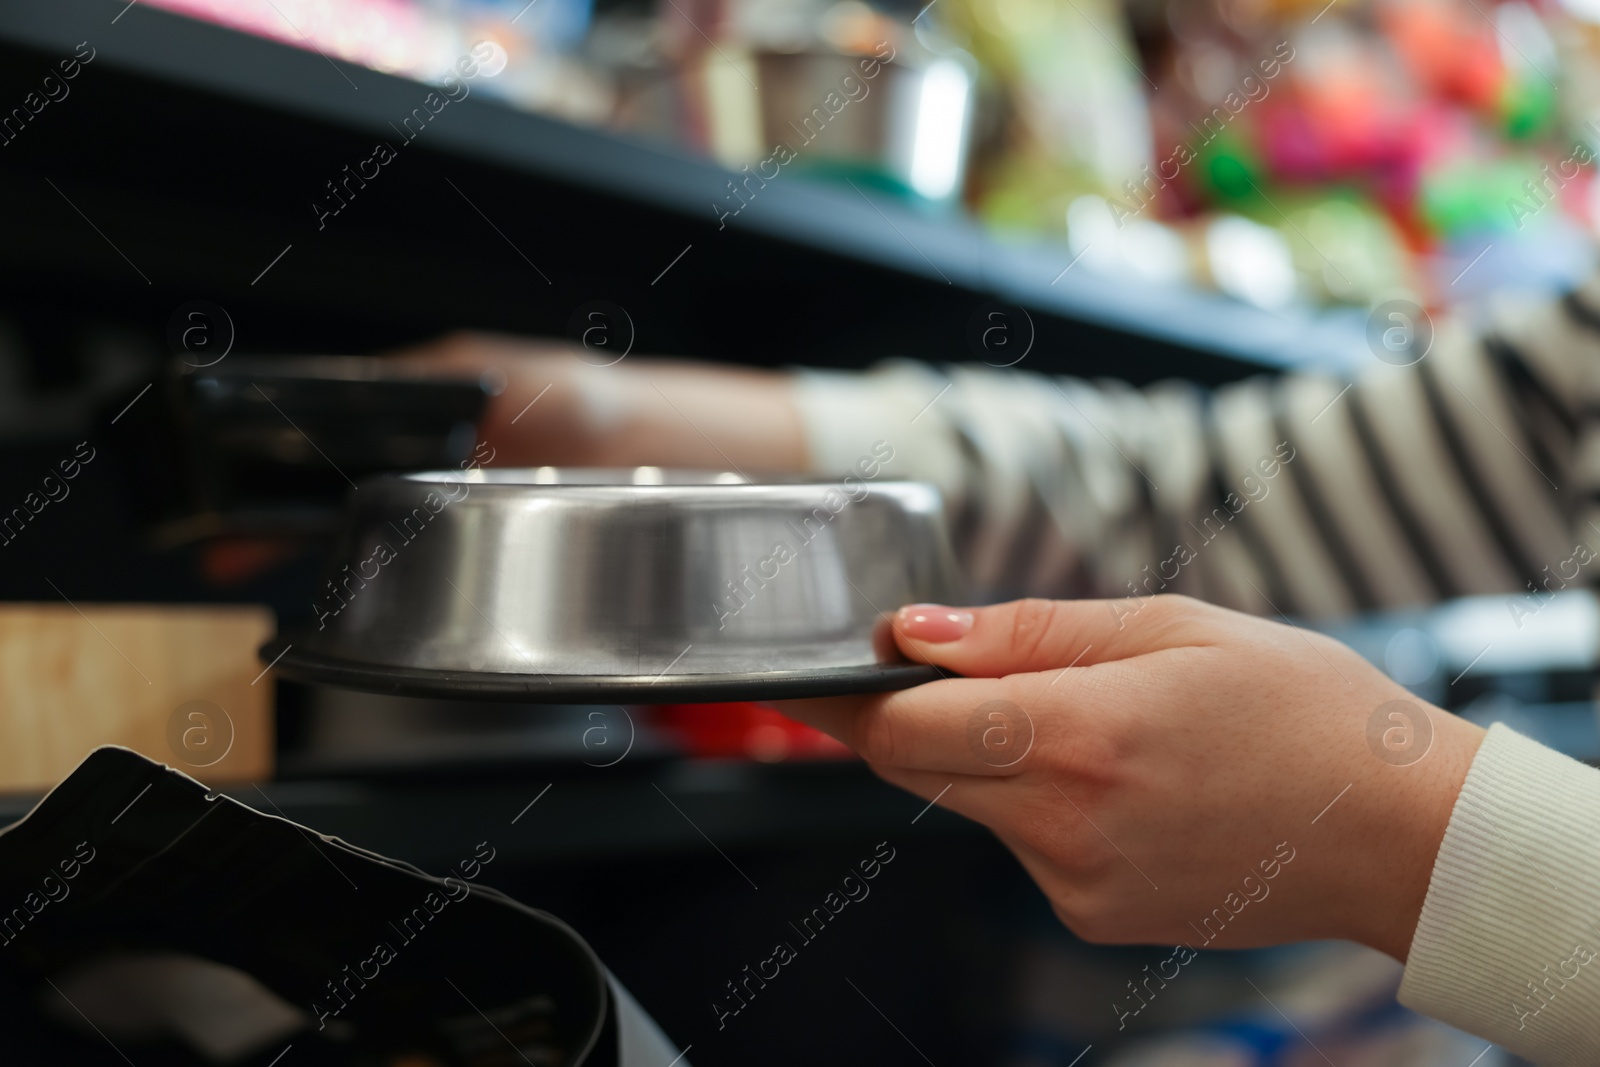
[0,604,275,794]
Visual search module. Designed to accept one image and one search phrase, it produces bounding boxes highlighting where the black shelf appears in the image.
[0,0,1357,381]
[0,754,982,870]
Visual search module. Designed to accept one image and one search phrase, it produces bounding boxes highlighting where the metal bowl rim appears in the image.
[261,637,945,703]
[381,468,938,492]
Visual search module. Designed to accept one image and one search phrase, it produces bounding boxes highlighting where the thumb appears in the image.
[892,596,1192,677]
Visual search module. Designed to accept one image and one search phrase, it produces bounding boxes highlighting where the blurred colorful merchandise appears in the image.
[950,0,1598,307]
[1383,0,1562,138]
[145,0,1600,308]
[144,0,612,123]
[941,0,1153,232]
[146,0,436,74]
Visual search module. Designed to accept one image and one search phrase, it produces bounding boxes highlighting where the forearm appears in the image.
[490,358,806,472]
[390,332,809,473]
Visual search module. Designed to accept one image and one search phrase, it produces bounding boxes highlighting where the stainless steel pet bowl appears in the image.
[262,468,962,701]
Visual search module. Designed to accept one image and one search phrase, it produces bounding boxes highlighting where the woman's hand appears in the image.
[780,595,1485,961]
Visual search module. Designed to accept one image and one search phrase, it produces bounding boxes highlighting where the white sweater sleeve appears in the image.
[1399,724,1600,1064]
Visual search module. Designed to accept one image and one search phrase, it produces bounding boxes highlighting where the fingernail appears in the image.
[897,604,974,643]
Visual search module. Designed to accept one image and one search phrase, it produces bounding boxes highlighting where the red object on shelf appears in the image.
[1381,0,1505,113]
[649,703,853,762]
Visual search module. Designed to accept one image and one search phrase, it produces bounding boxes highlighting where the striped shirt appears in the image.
[795,277,1600,618]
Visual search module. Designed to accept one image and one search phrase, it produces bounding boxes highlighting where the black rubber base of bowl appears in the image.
[260,639,944,703]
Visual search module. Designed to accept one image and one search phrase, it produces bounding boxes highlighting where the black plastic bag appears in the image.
[0,747,683,1067]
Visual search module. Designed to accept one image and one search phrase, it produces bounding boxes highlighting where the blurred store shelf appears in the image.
[1323,589,1600,764]
[0,0,1361,384]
